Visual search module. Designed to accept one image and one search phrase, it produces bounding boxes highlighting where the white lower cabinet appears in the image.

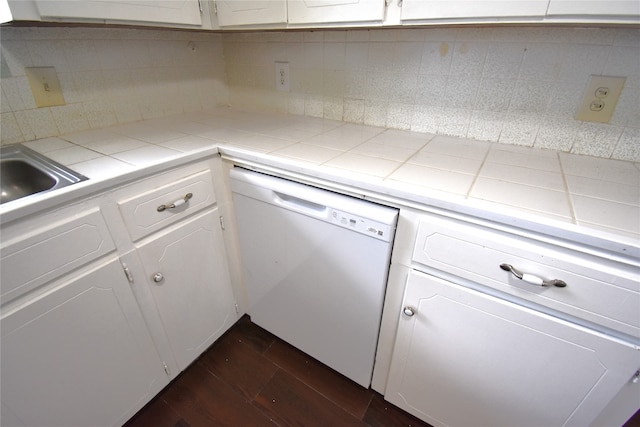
[0,157,238,427]
[135,208,237,372]
[385,269,640,427]
[1,256,168,427]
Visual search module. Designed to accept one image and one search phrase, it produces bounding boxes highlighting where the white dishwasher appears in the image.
[230,168,398,388]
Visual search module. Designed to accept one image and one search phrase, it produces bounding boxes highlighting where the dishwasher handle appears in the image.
[274,191,328,217]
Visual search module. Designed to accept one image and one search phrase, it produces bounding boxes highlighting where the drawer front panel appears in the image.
[412,215,640,338]
[118,169,215,241]
[1,208,116,302]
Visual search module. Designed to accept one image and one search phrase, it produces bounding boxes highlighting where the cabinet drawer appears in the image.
[1,207,116,303]
[412,214,640,338]
[118,169,216,241]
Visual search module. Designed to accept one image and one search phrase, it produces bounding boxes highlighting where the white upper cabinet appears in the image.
[16,0,204,26]
[215,0,286,26]
[288,0,385,24]
[9,0,639,27]
[399,0,549,21]
[547,0,640,17]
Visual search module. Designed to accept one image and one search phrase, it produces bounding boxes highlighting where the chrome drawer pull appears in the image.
[500,264,567,288]
[157,193,193,212]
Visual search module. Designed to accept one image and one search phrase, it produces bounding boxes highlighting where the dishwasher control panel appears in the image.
[330,208,395,242]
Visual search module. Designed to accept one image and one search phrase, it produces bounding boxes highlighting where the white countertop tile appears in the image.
[351,141,420,162]
[560,152,640,183]
[388,163,476,196]
[486,145,561,172]
[366,129,434,150]
[323,152,402,178]
[408,151,484,175]
[158,135,222,153]
[301,132,366,151]
[572,195,640,235]
[479,162,565,191]
[198,127,256,144]
[5,107,639,253]
[112,122,188,143]
[232,134,297,153]
[565,174,640,206]
[470,178,573,220]
[110,145,181,166]
[45,145,103,165]
[22,137,76,153]
[75,135,151,155]
[254,126,318,142]
[422,135,491,159]
[273,143,344,164]
[69,156,136,179]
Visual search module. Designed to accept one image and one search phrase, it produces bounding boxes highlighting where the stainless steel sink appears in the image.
[1,144,88,204]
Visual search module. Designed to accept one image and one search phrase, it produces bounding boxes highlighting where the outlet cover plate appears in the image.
[275,61,290,92]
[575,75,625,123]
[25,66,66,108]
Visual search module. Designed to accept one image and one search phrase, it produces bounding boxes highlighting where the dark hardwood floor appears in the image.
[125,314,640,427]
[124,315,431,427]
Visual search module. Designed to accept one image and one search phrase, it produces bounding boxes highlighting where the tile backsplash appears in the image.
[1,25,639,162]
[1,26,228,144]
[223,27,640,161]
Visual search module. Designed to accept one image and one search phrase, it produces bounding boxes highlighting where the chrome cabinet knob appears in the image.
[152,272,164,283]
[403,306,416,317]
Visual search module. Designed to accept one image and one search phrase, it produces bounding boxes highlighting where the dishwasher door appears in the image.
[230,168,398,387]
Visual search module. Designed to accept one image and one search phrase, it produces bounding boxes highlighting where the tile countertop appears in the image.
[5,107,640,259]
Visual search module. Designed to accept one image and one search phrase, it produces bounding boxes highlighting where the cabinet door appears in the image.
[385,270,640,427]
[288,0,385,24]
[215,0,286,26]
[1,257,168,427]
[35,0,203,26]
[136,208,237,372]
[400,0,549,20]
[547,0,639,16]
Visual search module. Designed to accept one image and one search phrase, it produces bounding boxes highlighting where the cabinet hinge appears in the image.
[235,303,239,314]
[219,215,225,230]
[122,263,134,284]
[213,0,217,15]
[163,362,171,377]
[198,0,203,14]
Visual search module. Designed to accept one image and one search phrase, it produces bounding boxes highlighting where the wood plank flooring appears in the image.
[125,314,640,427]
[124,315,431,427]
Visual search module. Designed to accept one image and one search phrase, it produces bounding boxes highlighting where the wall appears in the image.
[223,27,640,161]
[1,25,638,162]
[1,26,229,145]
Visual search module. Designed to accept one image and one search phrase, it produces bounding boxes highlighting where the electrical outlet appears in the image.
[575,75,625,123]
[25,67,66,108]
[275,61,290,92]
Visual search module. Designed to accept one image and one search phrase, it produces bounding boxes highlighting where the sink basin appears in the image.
[1,144,88,204]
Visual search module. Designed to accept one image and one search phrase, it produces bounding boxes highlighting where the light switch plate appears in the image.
[575,75,625,123]
[25,66,66,107]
